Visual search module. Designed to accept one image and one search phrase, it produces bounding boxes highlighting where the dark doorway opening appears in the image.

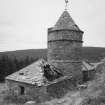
[20,86,25,95]
[83,71,89,82]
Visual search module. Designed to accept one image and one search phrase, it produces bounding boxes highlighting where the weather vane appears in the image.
[65,0,69,10]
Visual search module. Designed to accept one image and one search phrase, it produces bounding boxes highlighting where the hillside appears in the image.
[0,49,47,60]
[0,47,105,62]
[82,47,105,62]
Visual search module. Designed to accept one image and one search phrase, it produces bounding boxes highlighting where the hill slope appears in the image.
[0,47,105,62]
[82,47,105,62]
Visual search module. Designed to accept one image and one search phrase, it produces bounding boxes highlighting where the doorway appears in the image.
[20,86,25,95]
[83,71,89,82]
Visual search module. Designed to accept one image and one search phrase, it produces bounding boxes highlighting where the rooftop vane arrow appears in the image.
[65,0,69,10]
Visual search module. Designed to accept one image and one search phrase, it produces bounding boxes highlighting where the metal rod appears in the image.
[65,0,69,10]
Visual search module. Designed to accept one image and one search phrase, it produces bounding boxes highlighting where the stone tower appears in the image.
[47,10,84,81]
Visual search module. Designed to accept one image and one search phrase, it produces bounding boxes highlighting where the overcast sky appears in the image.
[0,0,105,52]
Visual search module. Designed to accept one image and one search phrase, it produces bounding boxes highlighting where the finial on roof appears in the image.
[65,0,69,10]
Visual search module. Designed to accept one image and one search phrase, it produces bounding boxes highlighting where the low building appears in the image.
[6,59,103,101]
[82,61,96,82]
[5,59,74,101]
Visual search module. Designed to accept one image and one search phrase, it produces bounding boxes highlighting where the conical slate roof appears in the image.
[53,10,81,31]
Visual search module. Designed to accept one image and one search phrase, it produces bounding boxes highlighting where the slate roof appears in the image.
[5,59,64,86]
[83,57,105,71]
[53,10,81,31]
[82,61,96,71]
[6,59,46,86]
[91,62,104,68]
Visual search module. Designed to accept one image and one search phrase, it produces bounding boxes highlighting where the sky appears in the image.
[0,0,105,52]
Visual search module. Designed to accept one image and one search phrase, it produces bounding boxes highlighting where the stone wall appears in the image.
[47,78,77,98]
[83,70,96,82]
[49,61,82,82]
[48,30,83,42]
[48,41,82,61]
[6,79,47,100]
[48,29,83,82]
[6,78,78,101]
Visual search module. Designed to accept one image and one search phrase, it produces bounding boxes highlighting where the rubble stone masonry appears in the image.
[48,29,83,82]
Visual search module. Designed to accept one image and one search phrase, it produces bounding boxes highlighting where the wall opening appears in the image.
[83,71,89,82]
[83,70,95,82]
[20,86,25,95]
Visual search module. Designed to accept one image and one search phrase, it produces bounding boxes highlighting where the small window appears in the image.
[20,86,25,95]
